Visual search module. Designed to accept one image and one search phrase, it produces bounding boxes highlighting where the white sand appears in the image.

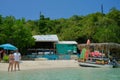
[0,60,80,71]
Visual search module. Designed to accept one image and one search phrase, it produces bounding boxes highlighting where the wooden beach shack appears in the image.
[27,35,59,60]
[32,35,59,50]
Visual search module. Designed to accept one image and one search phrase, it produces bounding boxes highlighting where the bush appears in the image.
[3,55,9,62]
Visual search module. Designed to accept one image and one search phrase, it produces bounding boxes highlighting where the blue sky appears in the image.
[0,0,120,20]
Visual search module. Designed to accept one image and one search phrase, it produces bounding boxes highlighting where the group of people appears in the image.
[8,50,21,72]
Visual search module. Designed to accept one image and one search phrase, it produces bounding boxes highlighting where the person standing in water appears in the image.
[8,51,14,72]
[14,49,21,71]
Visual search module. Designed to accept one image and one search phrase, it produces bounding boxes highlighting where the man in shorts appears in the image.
[14,49,21,71]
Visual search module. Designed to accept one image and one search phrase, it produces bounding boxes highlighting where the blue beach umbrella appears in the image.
[0,43,17,50]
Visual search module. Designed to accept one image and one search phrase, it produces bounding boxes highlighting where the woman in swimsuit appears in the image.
[8,51,14,72]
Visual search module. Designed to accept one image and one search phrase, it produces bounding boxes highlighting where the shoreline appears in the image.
[0,60,80,71]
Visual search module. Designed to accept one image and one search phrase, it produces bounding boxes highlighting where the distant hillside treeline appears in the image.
[0,8,120,51]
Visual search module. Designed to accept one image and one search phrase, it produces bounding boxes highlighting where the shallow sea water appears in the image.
[0,68,120,80]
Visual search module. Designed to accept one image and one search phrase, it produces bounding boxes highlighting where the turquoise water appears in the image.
[0,68,120,80]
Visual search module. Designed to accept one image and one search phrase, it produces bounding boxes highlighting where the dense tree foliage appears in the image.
[0,8,120,53]
[0,16,35,53]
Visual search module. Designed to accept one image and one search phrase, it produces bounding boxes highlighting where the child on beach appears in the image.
[8,51,14,72]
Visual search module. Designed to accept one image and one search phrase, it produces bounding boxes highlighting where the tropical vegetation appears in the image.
[0,8,120,54]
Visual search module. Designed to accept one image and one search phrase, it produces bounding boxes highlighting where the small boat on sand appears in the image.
[78,48,114,68]
[78,41,120,68]
[79,61,113,68]
[78,57,114,68]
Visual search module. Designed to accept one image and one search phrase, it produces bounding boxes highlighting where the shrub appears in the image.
[3,55,9,62]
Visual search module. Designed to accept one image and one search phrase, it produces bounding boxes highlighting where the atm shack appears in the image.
[55,41,78,59]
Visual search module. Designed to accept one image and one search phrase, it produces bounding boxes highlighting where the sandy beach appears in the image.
[0,60,80,71]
